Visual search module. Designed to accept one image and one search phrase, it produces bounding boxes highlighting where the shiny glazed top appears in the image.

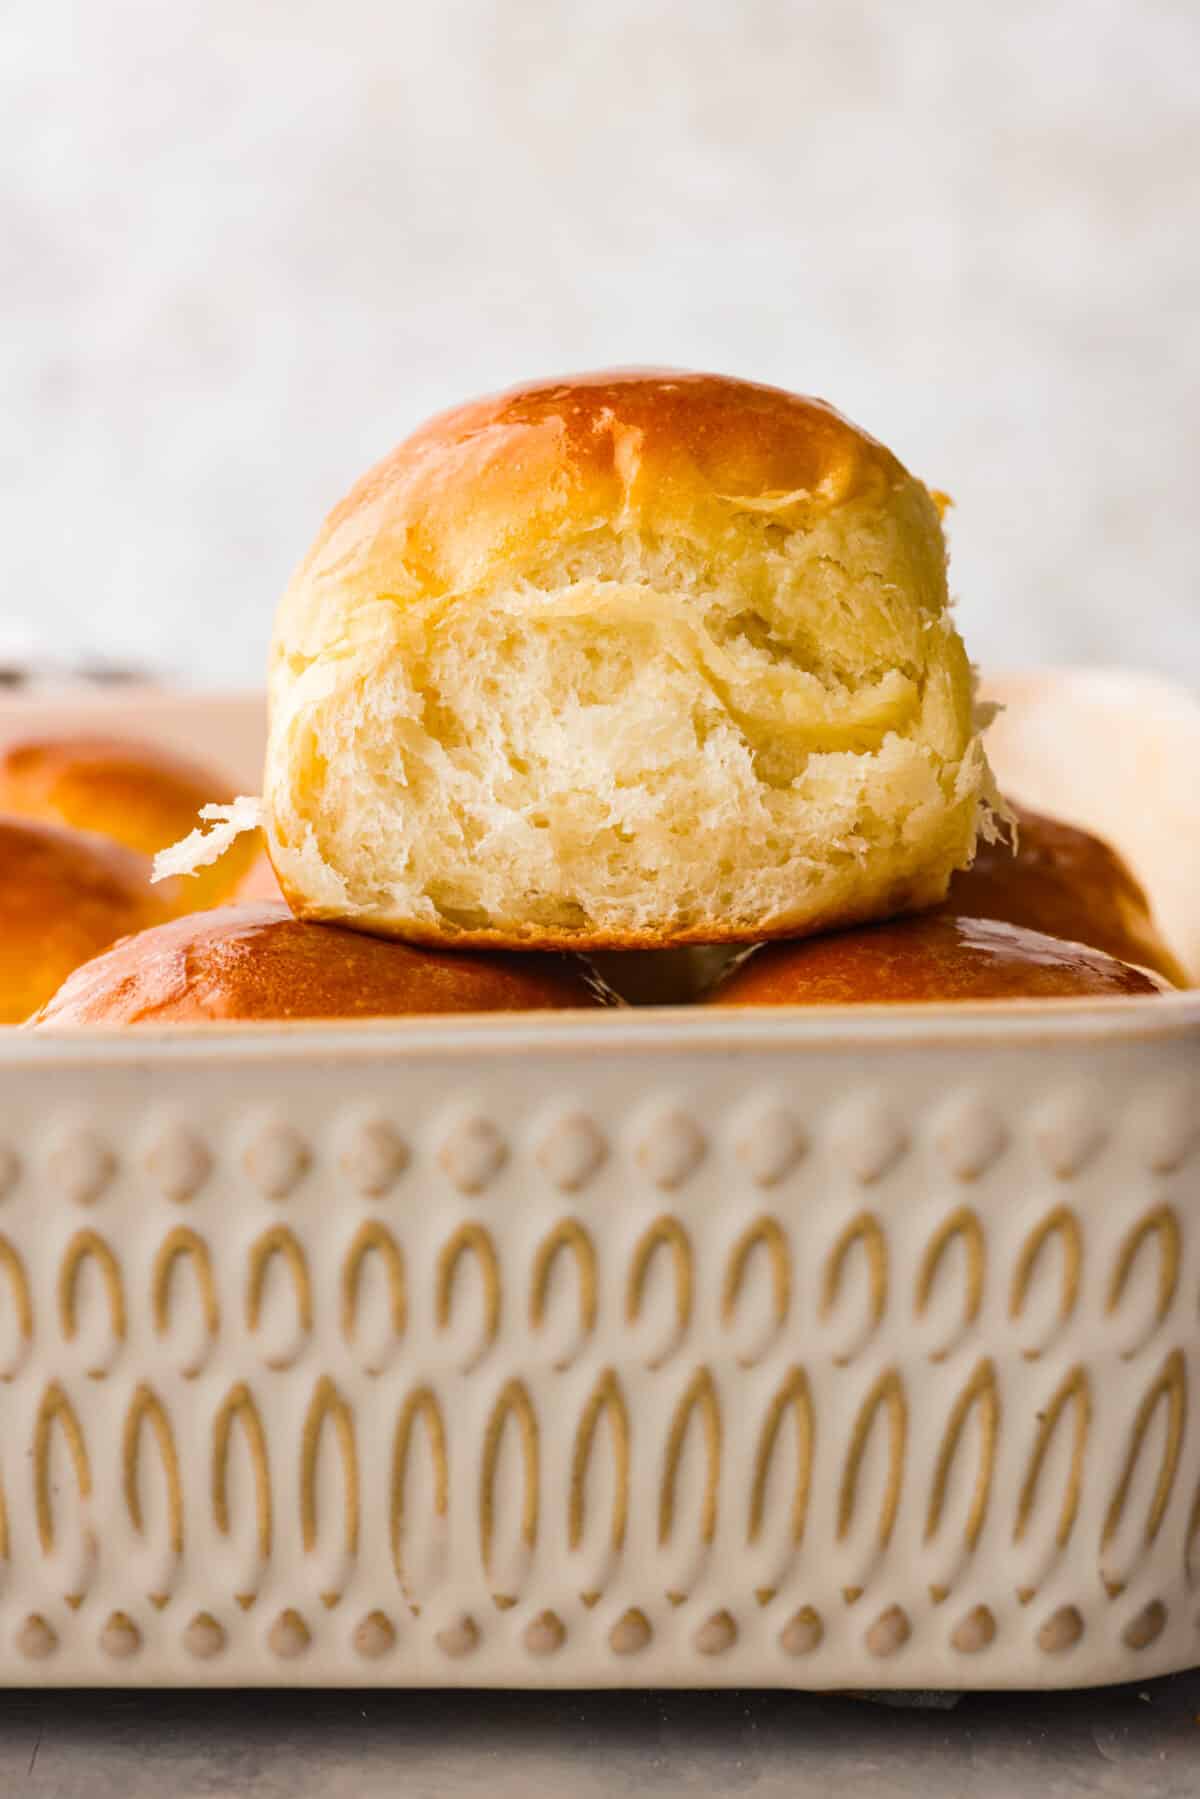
[31,902,612,1025]
[941,804,1185,987]
[707,913,1162,1005]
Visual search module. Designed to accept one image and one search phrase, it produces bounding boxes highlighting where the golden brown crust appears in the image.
[0,734,259,911]
[705,913,1162,1007]
[0,817,169,1023]
[939,804,1185,987]
[280,370,909,661]
[30,902,615,1026]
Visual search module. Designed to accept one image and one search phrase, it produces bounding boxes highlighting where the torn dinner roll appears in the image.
[256,370,997,948]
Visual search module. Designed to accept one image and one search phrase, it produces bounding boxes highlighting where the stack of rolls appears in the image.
[22,372,1183,1028]
[2,735,609,1027]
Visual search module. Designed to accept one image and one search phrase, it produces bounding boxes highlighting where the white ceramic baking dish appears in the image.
[0,669,1197,1690]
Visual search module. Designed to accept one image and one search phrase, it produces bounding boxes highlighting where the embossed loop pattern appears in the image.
[3,1196,1194,1646]
[0,1066,1195,1685]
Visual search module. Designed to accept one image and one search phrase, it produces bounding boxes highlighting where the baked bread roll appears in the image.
[0,735,260,912]
[31,902,614,1026]
[941,804,1185,987]
[0,817,168,1023]
[706,914,1161,1006]
[262,371,996,949]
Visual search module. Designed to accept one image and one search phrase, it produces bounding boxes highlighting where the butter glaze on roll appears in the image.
[0,735,260,912]
[706,914,1162,1006]
[940,803,1185,987]
[264,370,997,949]
[0,817,168,1023]
[30,902,614,1026]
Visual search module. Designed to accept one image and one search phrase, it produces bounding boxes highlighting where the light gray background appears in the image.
[2,0,1198,689]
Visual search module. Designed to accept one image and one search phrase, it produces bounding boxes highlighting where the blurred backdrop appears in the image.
[2,0,1198,687]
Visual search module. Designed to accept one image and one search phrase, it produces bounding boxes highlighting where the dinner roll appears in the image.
[705,914,1161,1006]
[0,734,259,911]
[263,370,996,949]
[941,804,1185,987]
[0,817,168,1023]
[30,902,614,1026]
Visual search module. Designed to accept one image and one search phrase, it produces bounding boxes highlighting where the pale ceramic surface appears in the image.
[2,3,1199,691]
[0,673,1196,1690]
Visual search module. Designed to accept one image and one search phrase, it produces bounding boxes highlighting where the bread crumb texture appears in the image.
[264,371,995,947]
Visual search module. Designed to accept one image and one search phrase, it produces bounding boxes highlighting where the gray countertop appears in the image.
[1,1676,1198,1798]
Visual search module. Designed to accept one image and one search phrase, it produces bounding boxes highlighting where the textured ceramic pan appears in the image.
[0,669,1197,1690]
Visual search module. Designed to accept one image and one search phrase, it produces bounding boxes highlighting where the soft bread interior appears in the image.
[266,490,990,945]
